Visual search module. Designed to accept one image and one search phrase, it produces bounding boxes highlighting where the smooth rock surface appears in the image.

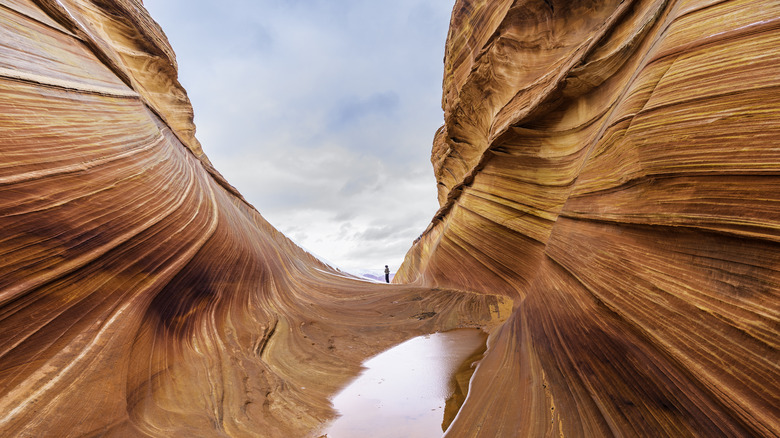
[0,0,777,437]
[0,1,509,436]
[397,0,780,436]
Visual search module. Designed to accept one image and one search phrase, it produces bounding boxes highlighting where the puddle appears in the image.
[321,328,487,438]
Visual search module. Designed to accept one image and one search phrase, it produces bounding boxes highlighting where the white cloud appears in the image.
[142,0,452,273]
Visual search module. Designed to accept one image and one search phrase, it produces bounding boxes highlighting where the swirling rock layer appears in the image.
[0,1,509,436]
[0,0,777,437]
[398,0,779,436]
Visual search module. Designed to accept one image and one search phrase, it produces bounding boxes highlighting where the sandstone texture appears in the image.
[397,0,780,436]
[0,1,509,436]
[0,0,777,437]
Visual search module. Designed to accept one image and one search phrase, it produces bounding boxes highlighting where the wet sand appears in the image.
[322,328,488,438]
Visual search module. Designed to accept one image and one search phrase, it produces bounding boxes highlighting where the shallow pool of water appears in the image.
[321,328,487,438]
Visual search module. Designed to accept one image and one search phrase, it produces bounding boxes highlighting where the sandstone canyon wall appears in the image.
[0,0,777,437]
[396,0,780,436]
[0,1,508,436]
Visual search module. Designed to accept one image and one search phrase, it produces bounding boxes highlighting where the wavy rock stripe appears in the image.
[398,0,779,436]
[0,0,778,437]
[0,1,510,437]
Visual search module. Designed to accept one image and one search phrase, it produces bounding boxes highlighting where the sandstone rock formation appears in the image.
[0,0,777,437]
[397,0,780,436]
[0,1,509,436]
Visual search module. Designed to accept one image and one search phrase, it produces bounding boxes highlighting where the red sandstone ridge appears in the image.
[0,0,778,437]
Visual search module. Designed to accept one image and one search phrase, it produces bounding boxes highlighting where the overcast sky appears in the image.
[141,0,453,275]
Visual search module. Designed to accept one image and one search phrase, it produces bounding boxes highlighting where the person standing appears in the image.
[384,265,390,283]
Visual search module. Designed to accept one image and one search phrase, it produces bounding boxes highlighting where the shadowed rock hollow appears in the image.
[0,0,777,437]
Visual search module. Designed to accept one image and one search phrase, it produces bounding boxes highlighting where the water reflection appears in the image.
[322,329,487,438]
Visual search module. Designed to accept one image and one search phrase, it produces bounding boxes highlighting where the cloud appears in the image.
[142,0,453,273]
[329,92,400,130]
